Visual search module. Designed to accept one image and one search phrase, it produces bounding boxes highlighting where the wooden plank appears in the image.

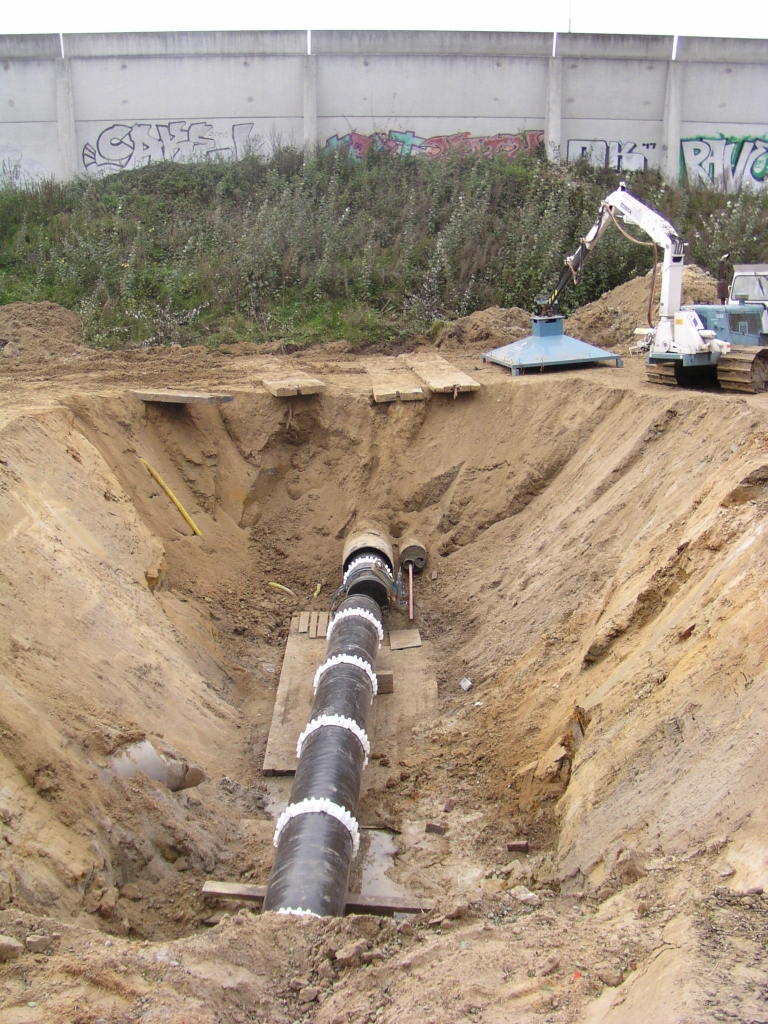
[364,640,438,793]
[400,354,480,394]
[298,611,310,634]
[389,628,422,651]
[202,880,432,916]
[262,633,323,774]
[398,387,425,402]
[263,379,298,397]
[132,389,234,404]
[297,378,326,396]
[309,611,319,638]
[290,615,299,634]
[262,376,326,398]
[265,626,435,776]
[372,387,398,403]
[317,611,329,638]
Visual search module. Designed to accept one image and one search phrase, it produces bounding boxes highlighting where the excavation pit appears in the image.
[2,311,768,1020]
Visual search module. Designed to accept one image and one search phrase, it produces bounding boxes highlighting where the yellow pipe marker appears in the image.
[139,457,202,537]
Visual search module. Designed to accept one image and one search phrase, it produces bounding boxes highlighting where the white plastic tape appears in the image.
[275,906,321,918]
[327,606,384,644]
[296,714,371,766]
[313,653,378,696]
[343,554,394,585]
[273,797,360,855]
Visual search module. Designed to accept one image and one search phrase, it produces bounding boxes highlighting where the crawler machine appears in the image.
[485,183,768,391]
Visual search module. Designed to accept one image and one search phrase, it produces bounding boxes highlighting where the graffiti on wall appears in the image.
[565,139,653,172]
[82,120,261,174]
[680,135,768,190]
[321,129,544,161]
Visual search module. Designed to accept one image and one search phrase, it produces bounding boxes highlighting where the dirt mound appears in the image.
[0,301,84,362]
[434,304,532,352]
[565,265,719,353]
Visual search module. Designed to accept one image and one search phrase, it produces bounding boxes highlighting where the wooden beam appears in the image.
[202,880,432,916]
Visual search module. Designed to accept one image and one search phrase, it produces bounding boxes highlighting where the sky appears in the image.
[4,0,768,39]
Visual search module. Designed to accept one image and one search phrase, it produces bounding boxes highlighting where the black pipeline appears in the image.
[263,594,383,917]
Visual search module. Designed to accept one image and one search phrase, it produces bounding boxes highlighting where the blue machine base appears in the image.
[482,326,623,376]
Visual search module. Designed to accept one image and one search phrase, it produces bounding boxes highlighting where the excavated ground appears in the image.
[2,274,768,1024]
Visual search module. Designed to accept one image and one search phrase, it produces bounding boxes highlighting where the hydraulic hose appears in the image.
[263,594,383,917]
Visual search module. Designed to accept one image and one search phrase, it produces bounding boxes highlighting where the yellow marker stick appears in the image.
[139,457,202,537]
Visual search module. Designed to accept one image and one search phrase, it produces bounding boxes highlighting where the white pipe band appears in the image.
[327,606,384,644]
[275,907,321,918]
[343,554,394,584]
[296,714,371,766]
[273,797,360,855]
[313,653,378,696]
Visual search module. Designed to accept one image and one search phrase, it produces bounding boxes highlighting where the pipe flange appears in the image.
[296,715,371,766]
[327,606,384,644]
[275,907,322,918]
[313,653,378,696]
[273,797,360,855]
[343,555,394,585]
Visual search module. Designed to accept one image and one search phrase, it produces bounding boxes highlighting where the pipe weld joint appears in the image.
[313,654,378,696]
[275,907,322,918]
[327,606,384,644]
[343,554,394,584]
[296,715,371,766]
[273,797,360,855]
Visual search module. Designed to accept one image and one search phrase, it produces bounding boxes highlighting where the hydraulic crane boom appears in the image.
[539,183,685,327]
[539,183,729,359]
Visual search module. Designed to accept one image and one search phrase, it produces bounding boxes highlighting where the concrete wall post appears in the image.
[303,54,318,150]
[55,58,78,180]
[544,56,562,163]
[661,60,683,184]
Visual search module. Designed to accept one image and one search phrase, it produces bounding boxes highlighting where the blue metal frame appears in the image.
[482,315,623,375]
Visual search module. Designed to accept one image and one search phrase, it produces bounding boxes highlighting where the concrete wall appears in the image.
[1,30,766,188]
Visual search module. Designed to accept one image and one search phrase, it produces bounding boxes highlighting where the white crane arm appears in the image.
[602,188,682,254]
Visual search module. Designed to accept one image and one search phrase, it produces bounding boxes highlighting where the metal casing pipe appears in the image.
[263,595,382,917]
[342,527,395,576]
[399,537,428,574]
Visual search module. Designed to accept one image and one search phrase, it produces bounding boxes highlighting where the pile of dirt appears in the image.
[0,301,85,362]
[433,305,532,352]
[564,265,719,353]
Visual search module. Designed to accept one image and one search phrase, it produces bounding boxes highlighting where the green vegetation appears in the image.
[1,148,766,350]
